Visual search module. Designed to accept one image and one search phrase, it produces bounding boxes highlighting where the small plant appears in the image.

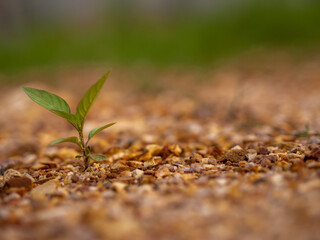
[22,72,116,169]
[294,123,320,137]
[294,123,310,137]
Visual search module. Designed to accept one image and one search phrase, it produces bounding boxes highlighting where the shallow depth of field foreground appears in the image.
[0,59,320,240]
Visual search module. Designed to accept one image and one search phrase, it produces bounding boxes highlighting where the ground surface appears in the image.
[0,60,320,240]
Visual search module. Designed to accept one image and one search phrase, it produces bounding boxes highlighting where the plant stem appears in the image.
[78,130,89,170]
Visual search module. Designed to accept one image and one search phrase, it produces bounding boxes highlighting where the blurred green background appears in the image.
[1,0,320,75]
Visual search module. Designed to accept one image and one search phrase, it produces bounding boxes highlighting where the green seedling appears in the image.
[22,72,116,169]
[294,123,310,137]
[294,123,320,137]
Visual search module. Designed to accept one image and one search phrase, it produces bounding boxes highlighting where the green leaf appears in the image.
[88,122,116,141]
[49,136,81,147]
[89,154,107,161]
[51,110,80,129]
[21,87,71,113]
[76,72,110,127]
[21,87,81,130]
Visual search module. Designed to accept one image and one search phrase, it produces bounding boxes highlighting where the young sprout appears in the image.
[294,123,310,137]
[21,72,116,169]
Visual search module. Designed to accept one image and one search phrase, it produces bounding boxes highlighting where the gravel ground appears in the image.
[0,60,320,240]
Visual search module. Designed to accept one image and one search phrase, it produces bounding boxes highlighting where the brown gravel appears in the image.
[0,60,320,240]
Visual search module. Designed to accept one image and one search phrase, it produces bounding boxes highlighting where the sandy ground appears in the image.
[0,59,320,240]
